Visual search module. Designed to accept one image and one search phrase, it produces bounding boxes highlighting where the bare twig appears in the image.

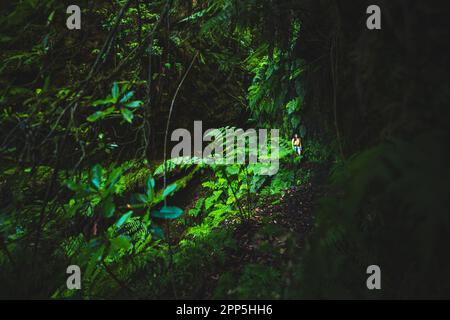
[162,52,199,202]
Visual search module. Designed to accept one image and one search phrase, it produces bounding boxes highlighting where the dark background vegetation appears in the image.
[0,0,449,299]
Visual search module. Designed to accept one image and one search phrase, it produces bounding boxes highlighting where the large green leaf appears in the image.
[87,106,115,122]
[163,183,177,198]
[135,193,149,204]
[87,111,104,122]
[92,98,115,106]
[111,82,119,100]
[110,235,132,251]
[146,176,155,201]
[151,206,183,219]
[120,108,134,123]
[102,196,115,218]
[119,91,134,103]
[115,211,132,228]
[125,100,143,108]
[91,164,103,189]
[107,168,123,190]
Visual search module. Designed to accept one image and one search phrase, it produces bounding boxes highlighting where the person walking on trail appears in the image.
[292,133,302,156]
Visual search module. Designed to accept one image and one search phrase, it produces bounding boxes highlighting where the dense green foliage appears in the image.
[1,0,449,299]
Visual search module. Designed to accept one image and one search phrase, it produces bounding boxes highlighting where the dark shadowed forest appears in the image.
[1,0,449,299]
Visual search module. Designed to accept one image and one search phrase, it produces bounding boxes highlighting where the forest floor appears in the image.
[203,162,330,298]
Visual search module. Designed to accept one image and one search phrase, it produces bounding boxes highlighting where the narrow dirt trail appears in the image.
[203,162,330,298]
[234,162,329,256]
